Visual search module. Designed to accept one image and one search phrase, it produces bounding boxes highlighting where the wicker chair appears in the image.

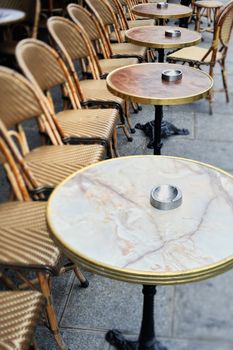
[15,39,120,157]
[16,38,135,136]
[0,0,40,56]
[0,66,105,198]
[85,0,147,62]
[0,291,44,349]
[0,144,89,350]
[167,0,233,115]
[107,0,154,35]
[194,0,223,33]
[48,14,137,79]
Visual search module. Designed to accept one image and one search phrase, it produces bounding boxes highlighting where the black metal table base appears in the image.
[106,330,167,350]
[135,119,189,151]
[105,286,168,350]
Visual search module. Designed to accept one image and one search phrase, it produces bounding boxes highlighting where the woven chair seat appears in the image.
[24,144,104,187]
[111,42,147,57]
[0,291,44,350]
[57,108,118,140]
[87,57,138,75]
[195,0,223,8]
[110,30,127,42]
[79,79,124,105]
[167,46,222,63]
[0,201,60,271]
[127,19,155,28]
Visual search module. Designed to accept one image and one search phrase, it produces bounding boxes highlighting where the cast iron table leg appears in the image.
[105,285,168,350]
[135,49,189,153]
[154,105,163,155]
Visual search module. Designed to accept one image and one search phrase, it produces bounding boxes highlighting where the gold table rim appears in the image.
[47,155,233,285]
[132,3,192,19]
[125,25,202,49]
[106,63,213,106]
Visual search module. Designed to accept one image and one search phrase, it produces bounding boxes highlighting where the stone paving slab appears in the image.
[61,272,174,337]
[173,269,233,342]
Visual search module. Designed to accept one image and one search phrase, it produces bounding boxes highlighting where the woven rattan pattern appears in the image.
[68,5,101,41]
[87,0,113,26]
[0,201,60,269]
[25,144,105,186]
[57,108,117,139]
[0,291,44,350]
[220,9,233,45]
[0,68,42,129]
[48,17,89,61]
[16,39,67,91]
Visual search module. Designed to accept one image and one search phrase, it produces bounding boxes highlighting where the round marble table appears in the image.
[107,63,213,155]
[125,25,202,62]
[0,8,25,41]
[132,3,192,24]
[47,155,233,350]
[0,9,25,26]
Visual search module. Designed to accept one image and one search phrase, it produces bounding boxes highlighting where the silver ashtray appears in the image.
[150,185,182,210]
[161,69,183,82]
[157,2,168,8]
[165,29,181,38]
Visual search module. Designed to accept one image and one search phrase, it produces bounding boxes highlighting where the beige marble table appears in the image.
[47,155,233,350]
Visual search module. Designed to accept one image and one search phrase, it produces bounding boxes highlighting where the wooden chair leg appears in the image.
[112,127,120,157]
[195,7,201,32]
[37,272,67,350]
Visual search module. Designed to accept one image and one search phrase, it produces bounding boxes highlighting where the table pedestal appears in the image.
[106,285,167,350]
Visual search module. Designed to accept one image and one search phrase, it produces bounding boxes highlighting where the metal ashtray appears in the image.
[161,69,183,82]
[150,185,182,210]
[165,29,181,38]
[157,2,168,8]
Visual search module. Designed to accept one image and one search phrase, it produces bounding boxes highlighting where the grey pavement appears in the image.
[0,11,233,350]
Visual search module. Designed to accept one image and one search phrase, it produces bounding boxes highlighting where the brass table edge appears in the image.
[125,27,202,49]
[132,4,192,19]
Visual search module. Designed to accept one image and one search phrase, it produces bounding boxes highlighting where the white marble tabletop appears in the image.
[0,9,25,26]
[47,156,233,284]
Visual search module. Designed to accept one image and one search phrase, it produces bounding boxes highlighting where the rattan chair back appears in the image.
[16,38,82,108]
[107,0,129,29]
[0,0,41,38]
[205,0,233,65]
[47,16,100,79]
[67,4,112,58]
[218,0,233,50]
[0,66,45,129]
[85,0,123,42]
[0,66,65,195]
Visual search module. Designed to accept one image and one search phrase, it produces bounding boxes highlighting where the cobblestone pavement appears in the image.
[0,9,233,350]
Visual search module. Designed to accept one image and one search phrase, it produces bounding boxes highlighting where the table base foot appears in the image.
[106,329,168,350]
[135,120,189,150]
[161,120,189,139]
